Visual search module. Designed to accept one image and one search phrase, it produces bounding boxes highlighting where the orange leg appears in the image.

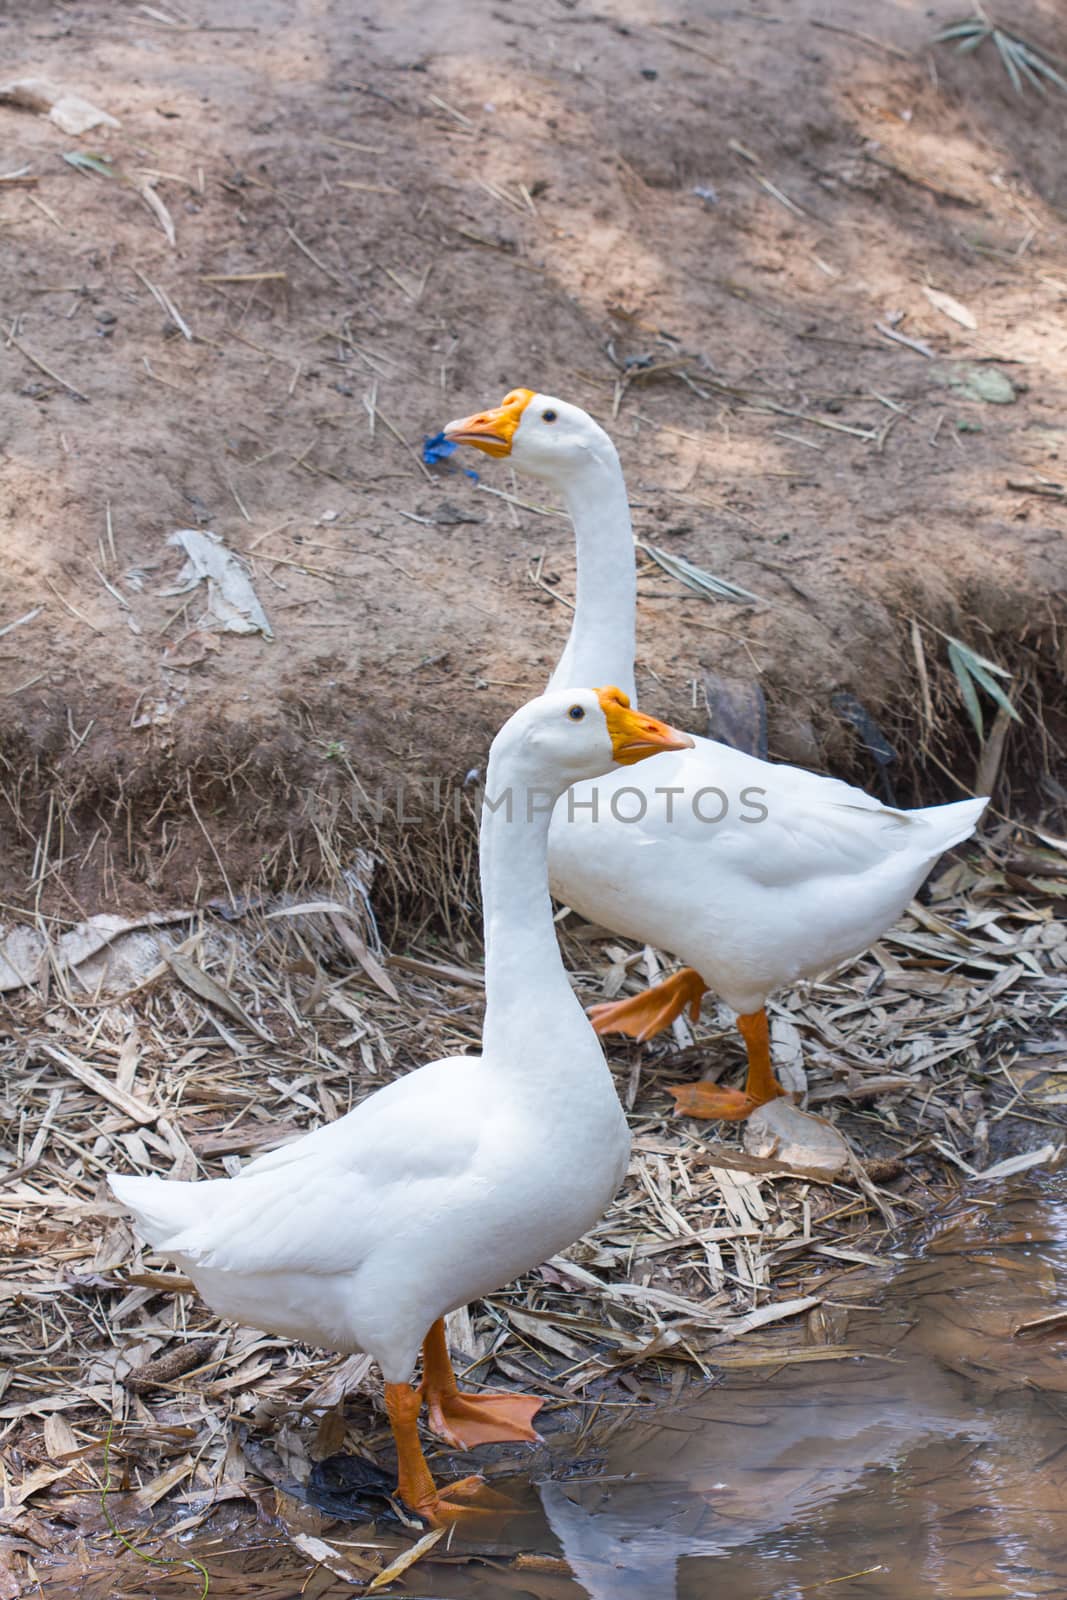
[384,1380,513,1526]
[669,1006,786,1122]
[588,967,707,1043]
[421,1318,543,1449]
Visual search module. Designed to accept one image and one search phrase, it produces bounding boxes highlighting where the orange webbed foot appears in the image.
[426,1389,544,1450]
[668,1007,788,1121]
[588,967,707,1043]
[386,1377,521,1529]
[668,1080,763,1121]
[411,1474,517,1527]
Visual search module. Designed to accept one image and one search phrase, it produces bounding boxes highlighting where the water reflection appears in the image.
[537,1177,1066,1600]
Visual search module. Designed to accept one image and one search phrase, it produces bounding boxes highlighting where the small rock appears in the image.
[743,1098,850,1176]
[423,500,484,526]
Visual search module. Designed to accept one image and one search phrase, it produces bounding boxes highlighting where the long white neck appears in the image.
[546,444,637,704]
[478,747,609,1092]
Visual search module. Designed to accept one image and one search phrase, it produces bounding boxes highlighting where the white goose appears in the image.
[444,390,987,1121]
[109,686,691,1525]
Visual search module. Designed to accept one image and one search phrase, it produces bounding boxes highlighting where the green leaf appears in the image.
[944,634,1013,680]
[945,636,1021,740]
[937,15,1067,99]
[1019,43,1067,96]
[1013,45,1050,96]
[947,640,985,739]
[956,29,988,54]
[943,364,1016,404]
[933,20,986,43]
[964,658,1022,722]
[636,541,763,604]
[993,30,1025,94]
[62,151,116,178]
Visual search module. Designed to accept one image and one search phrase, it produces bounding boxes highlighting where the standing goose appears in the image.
[444,390,987,1121]
[109,685,692,1524]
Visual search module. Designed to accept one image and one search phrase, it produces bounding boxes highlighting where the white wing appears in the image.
[114,1054,487,1278]
[556,739,983,889]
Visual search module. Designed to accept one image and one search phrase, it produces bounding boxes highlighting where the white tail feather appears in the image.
[912,796,987,855]
[109,1174,205,1250]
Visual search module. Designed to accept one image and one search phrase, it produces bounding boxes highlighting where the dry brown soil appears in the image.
[1,0,1065,914]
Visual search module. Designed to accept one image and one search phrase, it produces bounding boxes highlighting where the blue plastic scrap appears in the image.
[422,431,456,464]
[422,431,479,481]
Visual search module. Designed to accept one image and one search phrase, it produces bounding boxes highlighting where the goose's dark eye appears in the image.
[567,705,585,721]
[542,408,557,422]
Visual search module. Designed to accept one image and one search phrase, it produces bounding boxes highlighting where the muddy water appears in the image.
[426,1178,1067,1600]
[55,1179,1067,1599]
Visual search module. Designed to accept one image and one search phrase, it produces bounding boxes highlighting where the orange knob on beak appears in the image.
[443,388,535,457]
[596,686,695,765]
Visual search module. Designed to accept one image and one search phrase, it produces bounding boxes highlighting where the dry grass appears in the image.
[0,822,1064,1592]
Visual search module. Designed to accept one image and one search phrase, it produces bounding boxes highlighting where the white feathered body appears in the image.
[113,1040,628,1384]
[549,737,985,1016]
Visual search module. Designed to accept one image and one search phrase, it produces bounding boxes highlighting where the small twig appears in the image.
[285,225,348,288]
[810,18,910,59]
[427,92,473,126]
[44,577,103,634]
[200,271,287,283]
[367,401,433,481]
[752,172,812,219]
[1,673,45,697]
[89,560,131,610]
[910,617,933,749]
[874,322,935,358]
[476,482,568,518]
[0,605,44,640]
[186,772,237,912]
[875,408,906,454]
[225,473,253,524]
[1006,478,1067,500]
[527,557,575,610]
[7,335,89,401]
[135,270,193,340]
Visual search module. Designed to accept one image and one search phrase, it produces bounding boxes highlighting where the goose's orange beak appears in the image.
[596,686,694,766]
[443,388,534,457]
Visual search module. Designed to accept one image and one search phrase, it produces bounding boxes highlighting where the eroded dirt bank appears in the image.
[0,0,1065,913]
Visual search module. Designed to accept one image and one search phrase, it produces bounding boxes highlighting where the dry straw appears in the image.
[1,825,1063,1589]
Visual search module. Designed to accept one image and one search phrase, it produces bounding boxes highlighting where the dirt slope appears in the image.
[0,0,1064,913]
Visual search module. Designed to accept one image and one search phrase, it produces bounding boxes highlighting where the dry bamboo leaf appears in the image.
[366,1526,446,1591]
[42,1414,79,1460]
[328,913,400,1002]
[922,285,977,329]
[973,1143,1060,1181]
[1013,1309,1067,1340]
[715,1295,821,1340]
[11,1463,70,1505]
[36,1042,159,1126]
[507,1306,587,1361]
[138,180,176,246]
[288,1532,381,1583]
[304,1352,374,1410]
[166,949,274,1041]
[132,1454,195,1509]
[709,1345,897,1368]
